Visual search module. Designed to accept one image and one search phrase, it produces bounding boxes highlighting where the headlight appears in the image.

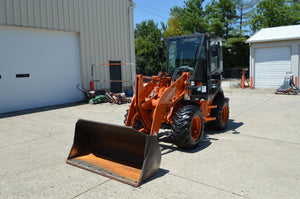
[191,81,195,86]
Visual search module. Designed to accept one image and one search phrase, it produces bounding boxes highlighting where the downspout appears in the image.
[249,43,253,88]
[128,0,136,95]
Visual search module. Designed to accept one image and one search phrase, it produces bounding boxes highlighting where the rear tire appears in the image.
[209,99,229,130]
[171,105,204,149]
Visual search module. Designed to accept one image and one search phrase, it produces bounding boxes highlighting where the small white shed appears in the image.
[246,25,300,88]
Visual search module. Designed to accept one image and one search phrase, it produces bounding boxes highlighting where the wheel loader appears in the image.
[67,33,229,186]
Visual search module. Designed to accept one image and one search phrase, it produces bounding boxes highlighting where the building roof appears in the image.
[246,24,300,43]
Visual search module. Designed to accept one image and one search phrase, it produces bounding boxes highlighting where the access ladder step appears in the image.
[204,117,216,122]
[207,105,217,109]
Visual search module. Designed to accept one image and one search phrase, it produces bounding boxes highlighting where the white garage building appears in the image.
[246,25,300,88]
[0,0,135,114]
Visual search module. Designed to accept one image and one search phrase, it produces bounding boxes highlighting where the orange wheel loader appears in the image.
[67,33,229,186]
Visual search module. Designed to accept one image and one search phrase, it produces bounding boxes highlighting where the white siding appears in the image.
[0,0,136,91]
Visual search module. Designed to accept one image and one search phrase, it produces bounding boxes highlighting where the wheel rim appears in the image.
[222,105,229,124]
[191,116,202,140]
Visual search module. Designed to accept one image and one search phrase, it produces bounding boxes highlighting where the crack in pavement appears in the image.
[231,95,276,118]
[169,172,250,198]
[225,132,300,146]
[70,179,111,199]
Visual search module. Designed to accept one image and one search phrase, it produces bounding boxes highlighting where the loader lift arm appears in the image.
[125,72,190,136]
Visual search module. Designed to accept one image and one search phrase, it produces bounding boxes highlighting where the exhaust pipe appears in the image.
[67,119,161,186]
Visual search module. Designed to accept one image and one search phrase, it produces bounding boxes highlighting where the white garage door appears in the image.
[0,26,82,114]
[254,47,291,88]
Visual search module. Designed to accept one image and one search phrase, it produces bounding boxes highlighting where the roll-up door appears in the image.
[0,26,82,114]
[254,47,291,88]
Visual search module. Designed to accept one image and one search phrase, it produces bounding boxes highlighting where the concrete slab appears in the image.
[0,122,43,148]
[160,132,300,198]
[74,173,243,199]
[0,136,108,199]
[0,87,300,199]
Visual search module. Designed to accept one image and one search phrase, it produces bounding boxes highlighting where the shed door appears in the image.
[109,61,122,93]
[0,26,82,114]
[254,47,291,88]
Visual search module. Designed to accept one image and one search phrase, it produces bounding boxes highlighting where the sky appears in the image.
[133,0,211,28]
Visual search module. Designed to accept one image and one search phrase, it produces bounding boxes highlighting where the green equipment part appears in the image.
[89,95,107,104]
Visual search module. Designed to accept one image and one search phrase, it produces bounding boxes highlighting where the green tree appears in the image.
[135,20,162,75]
[170,5,183,16]
[163,10,183,37]
[221,0,253,68]
[205,0,224,37]
[180,0,208,34]
[204,0,249,68]
[217,0,237,39]
[288,0,300,24]
[223,37,249,68]
[165,15,182,37]
[235,0,255,36]
[249,0,300,32]
[205,0,237,39]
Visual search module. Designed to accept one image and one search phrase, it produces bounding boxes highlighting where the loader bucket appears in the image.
[67,119,161,187]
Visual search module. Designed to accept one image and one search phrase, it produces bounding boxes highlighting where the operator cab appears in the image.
[167,33,223,100]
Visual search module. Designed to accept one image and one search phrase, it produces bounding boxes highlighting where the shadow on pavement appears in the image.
[142,168,170,186]
[205,119,244,135]
[0,102,84,119]
[158,119,243,156]
[158,131,212,156]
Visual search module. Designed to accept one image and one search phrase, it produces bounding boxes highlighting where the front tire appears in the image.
[171,105,204,149]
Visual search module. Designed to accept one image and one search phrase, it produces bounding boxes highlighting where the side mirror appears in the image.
[211,44,219,57]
